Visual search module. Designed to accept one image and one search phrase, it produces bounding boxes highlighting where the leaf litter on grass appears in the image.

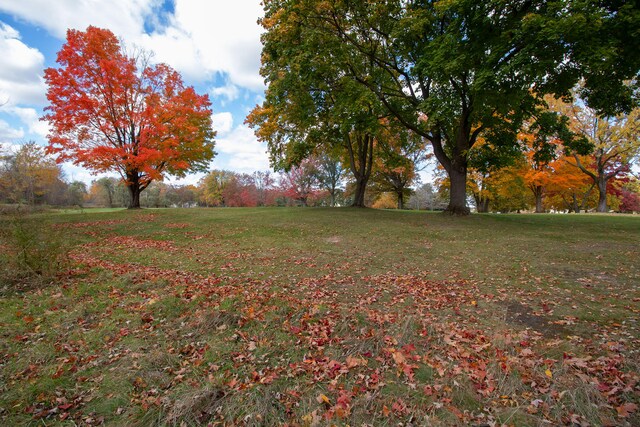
[1,209,638,426]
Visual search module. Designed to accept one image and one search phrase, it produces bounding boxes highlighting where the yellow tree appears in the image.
[371,121,428,209]
[197,170,235,207]
[466,169,493,213]
[466,134,524,213]
[551,98,640,212]
[490,165,531,213]
[0,142,65,204]
[466,161,531,213]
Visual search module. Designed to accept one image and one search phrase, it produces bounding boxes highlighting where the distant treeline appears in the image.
[2,142,637,212]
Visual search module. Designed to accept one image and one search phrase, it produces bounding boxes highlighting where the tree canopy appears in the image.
[43,26,216,208]
[252,0,639,214]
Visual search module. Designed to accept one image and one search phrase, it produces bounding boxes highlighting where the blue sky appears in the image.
[0,0,269,186]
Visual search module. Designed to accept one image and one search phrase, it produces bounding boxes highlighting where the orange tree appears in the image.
[518,126,562,213]
[43,26,215,208]
[511,107,591,213]
[545,155,595,213]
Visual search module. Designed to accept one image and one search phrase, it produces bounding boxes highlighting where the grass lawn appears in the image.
[1,208,638,426]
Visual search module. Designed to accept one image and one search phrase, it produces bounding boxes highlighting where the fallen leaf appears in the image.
[316,394,330,405]
[617,402,638,418]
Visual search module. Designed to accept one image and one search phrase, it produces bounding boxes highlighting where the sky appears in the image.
[0,0,270,186]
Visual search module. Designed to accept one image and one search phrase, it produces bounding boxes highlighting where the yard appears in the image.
[1,208,638,426]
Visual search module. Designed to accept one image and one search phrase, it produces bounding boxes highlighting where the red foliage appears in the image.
[279,160,323,206]
[619,188,640,212]
[43,27,215,206]
[222,176,259,207]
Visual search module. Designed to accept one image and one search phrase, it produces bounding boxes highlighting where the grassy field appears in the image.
[1,208,638,426]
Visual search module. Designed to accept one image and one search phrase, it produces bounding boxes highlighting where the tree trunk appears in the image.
[473,193,489,212]
[397,191,404,210]
[352,178,367,207]
[596,178,608,213]
[579,183,595,212]
[572,154,610,213]
[480,198,490,213]
[534,186,544,213]
[565,199,574,213]
[127,173,142,209]
[447,166,470,215]
[128,184,141,209]
[430,130,470,216]
[571,193,580,213]
[345,132,374,208]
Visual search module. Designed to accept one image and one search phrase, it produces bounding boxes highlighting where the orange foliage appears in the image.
[43,27,215,206]
[545,155,595,211]
[372,192,398,209]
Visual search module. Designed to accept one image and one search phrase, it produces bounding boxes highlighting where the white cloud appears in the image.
[0,120,24,140]
[0,20,18,38]
[0,0,157,40]
[6,106,49,137]
[166,171,206,187]
[0,141,17,151]
[215,124,270,172]
[137,0,265,90]
[138,25,202,78]
[211,112,233,136]
[0,22,47,106]
[211,83,240,104]
[60,161,108,185]
[0,1,265,92]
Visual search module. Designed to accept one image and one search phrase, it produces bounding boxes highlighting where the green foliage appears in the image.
[567,1,640,116]
[253,0,639,214]
[66,181,87,206]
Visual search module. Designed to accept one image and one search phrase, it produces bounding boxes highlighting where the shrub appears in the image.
[0,212,68,290]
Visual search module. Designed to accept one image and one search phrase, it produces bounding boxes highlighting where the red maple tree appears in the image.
[43,26,215,208]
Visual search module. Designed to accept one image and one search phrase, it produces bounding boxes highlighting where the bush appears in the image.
[0,212,69,290]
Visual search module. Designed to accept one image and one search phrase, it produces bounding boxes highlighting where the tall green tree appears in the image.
[247,2,391,207]
[255,0,638,214]
[66,181,87,206]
